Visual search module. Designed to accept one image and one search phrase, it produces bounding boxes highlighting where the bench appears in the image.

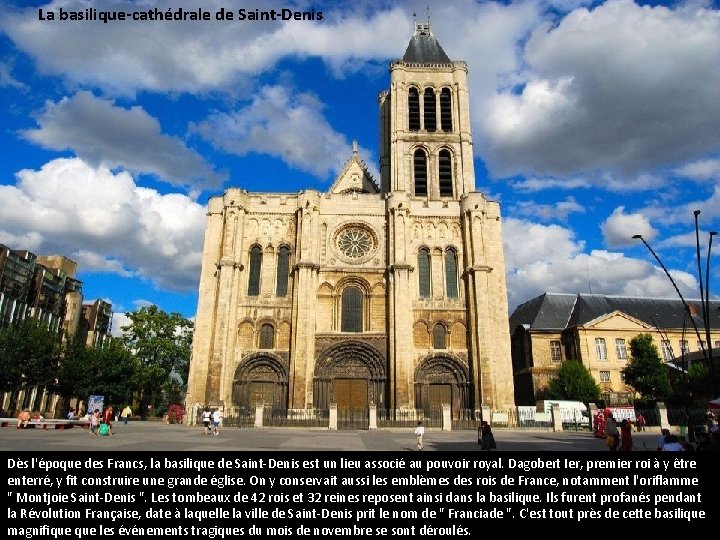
[0,418,90,429]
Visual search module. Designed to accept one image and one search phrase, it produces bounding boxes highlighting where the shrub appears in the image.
[166,403,184,424]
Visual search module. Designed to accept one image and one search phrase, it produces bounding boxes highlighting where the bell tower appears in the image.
[379,18,475,200]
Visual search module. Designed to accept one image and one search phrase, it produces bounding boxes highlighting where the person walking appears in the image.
[202,407,212,435]
[101,406,114,436]
[620,418,633,451]
[415,421,425,451]
[121,405,132,425]
[212,408,224,437]
[605,414,619,451]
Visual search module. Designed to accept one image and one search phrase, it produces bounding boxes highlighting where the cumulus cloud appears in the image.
[643,185,720,226]
[478,0,720,181]
[111,311,131,338]
[510,196,584,222]
[22,91,225,191]
[503,217,697,311]
[195,85,376,179]
[601,207,657,248]
[674,158,720,182]
[0,158,206,291]
[0,0,408,94]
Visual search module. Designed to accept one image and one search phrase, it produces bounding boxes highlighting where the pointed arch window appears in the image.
[433,324,447,349]
[423,88,436,132]
[418,248,431,299]
[414,149,428,196]
[259,323,275,349]
[247,245,262,296]
[444,248,459,299]
[440,88,452,132]
[408,88,420,131]
[341,286,363,332]
[276,246,290,297]
[438,150,453,197]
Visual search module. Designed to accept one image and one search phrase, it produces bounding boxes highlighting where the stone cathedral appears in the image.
[186,22,515,419]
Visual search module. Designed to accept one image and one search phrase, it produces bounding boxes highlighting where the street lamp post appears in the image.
[632,234,706,347]
[633,216,719,396]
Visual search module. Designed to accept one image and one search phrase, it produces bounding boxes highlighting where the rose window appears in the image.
[337,228,373,259]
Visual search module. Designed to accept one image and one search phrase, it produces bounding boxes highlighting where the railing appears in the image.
[377,409,442,429]
[337,409,369,430]
[264,408,328,428]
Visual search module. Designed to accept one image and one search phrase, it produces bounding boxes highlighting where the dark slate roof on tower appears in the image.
[402,21,451,64]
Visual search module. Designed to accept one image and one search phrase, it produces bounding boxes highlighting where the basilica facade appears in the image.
[186,22,515,419]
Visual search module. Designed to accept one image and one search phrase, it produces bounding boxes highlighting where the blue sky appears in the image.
[1,0,719,335]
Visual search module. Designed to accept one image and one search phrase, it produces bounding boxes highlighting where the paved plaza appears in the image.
[0,421,663,452]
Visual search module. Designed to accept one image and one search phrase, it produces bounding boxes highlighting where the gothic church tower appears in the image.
[380,19,515,412]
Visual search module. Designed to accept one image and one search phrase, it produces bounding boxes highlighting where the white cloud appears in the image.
[674,158,720,182]
[643,185,720,226]
[478,0,720,180]
[601,206,657,248]
[511,196,584,222]
[22,91,225,191]
[511,176,591,191]
[111,312,131,338]
[503,217,697,310]
[0,1,409,94]
[0,61,28,91]
[71,250,134,277]
[195,85,377,179]
[0,157,206,291]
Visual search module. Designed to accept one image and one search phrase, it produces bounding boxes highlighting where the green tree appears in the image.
[622,333,672,402]
[121,305,193,382]
[0,319,60,399]
[91,341,141,405]
[54,334,95,406]
[547,360,601,404]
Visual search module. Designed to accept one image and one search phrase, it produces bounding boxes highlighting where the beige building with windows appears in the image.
[510,292,720,405]
[186,22,515,419]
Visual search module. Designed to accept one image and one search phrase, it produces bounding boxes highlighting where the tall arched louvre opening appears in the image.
[408,88,420,131]
[423,88,436,132]
[438,150,453,197]
[440,88,452,132]
[414,149,428,196]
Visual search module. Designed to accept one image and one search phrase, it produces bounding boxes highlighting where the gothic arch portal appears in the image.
[414,354,472,418]
[313,340,387,412]
[232,353,288,411]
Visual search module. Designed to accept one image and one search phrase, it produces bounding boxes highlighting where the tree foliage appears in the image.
[547,360,601,404]
[622,333,672,402]
[0,319,60,393]
[122,305,193,382]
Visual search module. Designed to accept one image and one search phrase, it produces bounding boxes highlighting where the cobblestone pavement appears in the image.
[0,421,664,452]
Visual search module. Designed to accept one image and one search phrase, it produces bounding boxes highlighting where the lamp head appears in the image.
[710,231,718,236]
[632,234,642,239]
[694,210,701,217]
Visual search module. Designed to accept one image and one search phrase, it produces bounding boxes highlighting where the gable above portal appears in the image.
[327,141,378,195]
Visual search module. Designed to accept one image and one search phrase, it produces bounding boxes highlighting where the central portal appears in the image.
[335,378,369,414]
[313,340,387,427]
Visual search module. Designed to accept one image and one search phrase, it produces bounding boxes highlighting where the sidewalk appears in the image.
[0,421,662,452]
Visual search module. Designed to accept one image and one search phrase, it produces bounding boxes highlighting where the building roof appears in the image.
[402,22,451,64]
[511,292,720,333]
[509,292,577,331]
